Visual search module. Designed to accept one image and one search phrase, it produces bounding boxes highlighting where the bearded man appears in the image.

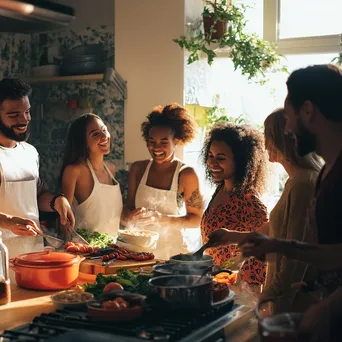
[0,78,74,260]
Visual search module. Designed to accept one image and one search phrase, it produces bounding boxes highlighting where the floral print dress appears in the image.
[201,187,268,286]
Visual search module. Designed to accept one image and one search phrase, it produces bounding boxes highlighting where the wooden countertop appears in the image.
[0,284,56,332]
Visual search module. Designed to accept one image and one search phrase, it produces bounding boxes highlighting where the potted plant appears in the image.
[332,52,342,66]
[173,3,287,83]
[202,0,231,40]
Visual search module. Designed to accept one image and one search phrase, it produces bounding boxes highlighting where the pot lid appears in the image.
[14,251,81,268]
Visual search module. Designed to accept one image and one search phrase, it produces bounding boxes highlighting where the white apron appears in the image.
[135,160,188,259]
[73,160,123,241]
[0,147,44,281]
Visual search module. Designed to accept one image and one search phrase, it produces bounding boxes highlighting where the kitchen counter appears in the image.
[0,284,260,341]
[0,284,56,332]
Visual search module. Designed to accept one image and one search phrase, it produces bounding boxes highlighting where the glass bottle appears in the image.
[0,231,11,305]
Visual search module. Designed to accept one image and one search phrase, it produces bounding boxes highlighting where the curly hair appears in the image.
[201,122,269,195]
[0,78,32,104]
[141,103,197,145]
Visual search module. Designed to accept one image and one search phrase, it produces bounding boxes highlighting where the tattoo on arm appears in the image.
[185,188,204,210]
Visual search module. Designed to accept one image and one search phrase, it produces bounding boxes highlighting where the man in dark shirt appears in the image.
[284,64,342,245]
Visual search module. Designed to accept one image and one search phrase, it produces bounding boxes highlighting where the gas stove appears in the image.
[0,300,251,342]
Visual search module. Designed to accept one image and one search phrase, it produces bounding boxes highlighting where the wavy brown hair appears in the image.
[202,122,269,195]
[141,103,197,144]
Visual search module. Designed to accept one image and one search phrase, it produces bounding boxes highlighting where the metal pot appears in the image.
[10,251,84,290]
[256,297,303,342]
[152,263,232,277]
[148,275,214,310]
[169,253,214,267]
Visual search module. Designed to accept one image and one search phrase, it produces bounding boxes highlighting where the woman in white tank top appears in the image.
[121,103,204,259]
[60,114,123,240]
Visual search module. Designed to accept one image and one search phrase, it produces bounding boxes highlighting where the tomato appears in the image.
[87,246,94,254]
[74,243,82,247]
[78,246,86,253]
[102,300,120,310]
[108,253,115,259]
[102,255,110,261]
[117,255,127,260]
[65,242,74,248]
[66,246,78,253]
[103,282,124,293]
[119,302,128,309]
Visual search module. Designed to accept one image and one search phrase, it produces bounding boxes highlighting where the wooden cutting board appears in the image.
[79,258,159,275]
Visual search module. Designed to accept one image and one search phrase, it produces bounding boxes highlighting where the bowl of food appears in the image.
[117,229,159,247]
[51,289,94,310]
[87,290,145,321]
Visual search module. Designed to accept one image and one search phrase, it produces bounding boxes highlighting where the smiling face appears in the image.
[284,95,317,157]
[0,96,31,142]
[207,140,235,182]
[146,126,176,163]
[86,118,111,156]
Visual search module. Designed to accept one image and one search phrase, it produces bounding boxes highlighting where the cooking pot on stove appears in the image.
[10,251,84,290]
[169,253,214,267]
[257,297,305,342]
[152,263,231,277]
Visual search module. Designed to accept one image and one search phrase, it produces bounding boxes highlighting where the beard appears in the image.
[0,117,29,142]
[294,118,316,157]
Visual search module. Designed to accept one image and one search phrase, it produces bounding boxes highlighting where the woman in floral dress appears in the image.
[201,123,269,288]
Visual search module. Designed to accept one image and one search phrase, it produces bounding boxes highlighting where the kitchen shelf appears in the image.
[24,74,104,84]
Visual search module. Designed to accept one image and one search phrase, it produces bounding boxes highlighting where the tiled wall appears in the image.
[0,26,129,198]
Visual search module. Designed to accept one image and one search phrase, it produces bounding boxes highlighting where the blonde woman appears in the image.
[209,108,323,313]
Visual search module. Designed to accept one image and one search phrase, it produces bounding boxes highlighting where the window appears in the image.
[279,0,342,39]
[183,0,341,212]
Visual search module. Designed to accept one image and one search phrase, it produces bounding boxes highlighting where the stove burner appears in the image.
[138,327,170,341]
[1,300,239,342]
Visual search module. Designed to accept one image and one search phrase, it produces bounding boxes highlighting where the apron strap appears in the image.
[103,163,119,185]
[140,160,153,185]
[170,161,182,192]
[0,162,6,196]
[86,159,100,184]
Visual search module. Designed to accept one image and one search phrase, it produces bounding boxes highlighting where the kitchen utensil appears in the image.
[257,297,302,342]
[42,233,64,249]
[169,253,214,267]
[149,275,214,310]
[191,241,211,261]
[71,231,89,245]
[9,251,84,290]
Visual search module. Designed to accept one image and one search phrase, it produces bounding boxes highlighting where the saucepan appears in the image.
[148,273,234,311]
[169,253,214,267]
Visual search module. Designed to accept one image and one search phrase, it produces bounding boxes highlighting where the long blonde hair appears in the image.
[264,108,323,172]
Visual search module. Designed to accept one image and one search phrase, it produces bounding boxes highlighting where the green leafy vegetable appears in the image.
[76,228,114,248]
[84,269,152,297]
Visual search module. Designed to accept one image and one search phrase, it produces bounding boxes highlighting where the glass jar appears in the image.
[0,231,11,305]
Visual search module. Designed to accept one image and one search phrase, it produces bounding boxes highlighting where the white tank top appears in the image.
[73,160,123,241]
[135,160,188,259]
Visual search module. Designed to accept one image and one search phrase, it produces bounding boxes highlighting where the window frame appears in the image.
[263,0,341,55]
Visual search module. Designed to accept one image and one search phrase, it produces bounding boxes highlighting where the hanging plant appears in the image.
[173,0,287,83]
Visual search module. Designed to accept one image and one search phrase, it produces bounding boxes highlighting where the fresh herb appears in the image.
[84,269,152,297]
[76,228,114,248]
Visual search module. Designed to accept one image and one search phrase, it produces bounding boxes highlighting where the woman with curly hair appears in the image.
[121,103,203,259]
[201,122,269,289]
[208,109,323,310]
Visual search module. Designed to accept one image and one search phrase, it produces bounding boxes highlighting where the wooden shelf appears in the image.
[24,74,104,84]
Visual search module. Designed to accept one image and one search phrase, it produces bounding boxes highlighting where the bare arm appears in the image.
[240,232,342,271]
[164,167,204,228]
[61,165,79,206]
